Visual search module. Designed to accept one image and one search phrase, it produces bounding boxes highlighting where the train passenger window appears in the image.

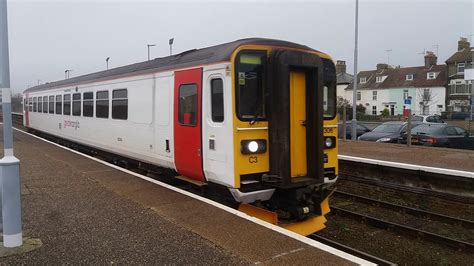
[28,97,32,112]
[96,91,109,118]
[235,51,266,121]
[43,96,48,113]
[178,84,197,126]
[83,92,93,117]
[55,95,62,114]
[211,78,224,123]
[38,97,42,113]
[63,94,71,115]
[112,89,127,120]
[48,96,54,114]
[33,97,37,112]
[72,93,81,116]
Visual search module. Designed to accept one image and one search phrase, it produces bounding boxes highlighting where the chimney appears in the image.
[458,37,470,51]
[424,51,437,68]
[376,63,389,70]
[336,60,346,74]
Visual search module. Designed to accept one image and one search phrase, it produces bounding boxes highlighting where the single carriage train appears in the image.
[23,38,338,235]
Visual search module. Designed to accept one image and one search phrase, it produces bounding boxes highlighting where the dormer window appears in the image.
[406,74,414,81]
[360,77,367,84]
[457,63,465,74]
[427,72,436,80]
[375,75,387,83]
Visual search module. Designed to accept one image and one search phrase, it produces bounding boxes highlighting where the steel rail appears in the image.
[331,206,474,253]
[309,234,396,266]
[338,173,474,204]
[333,190,474,230]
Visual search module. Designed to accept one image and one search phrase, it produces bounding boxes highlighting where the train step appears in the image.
[175,175,207,187]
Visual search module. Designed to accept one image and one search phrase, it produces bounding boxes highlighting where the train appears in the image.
[22,38,338,236]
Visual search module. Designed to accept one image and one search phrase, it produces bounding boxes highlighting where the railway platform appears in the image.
[339,140,474,173]
[0,126,368,264]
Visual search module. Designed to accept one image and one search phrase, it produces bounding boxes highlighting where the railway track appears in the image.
[334,190,474,230]
[309,234,395,266]
[330,194,474,253]
[338,173,474,205]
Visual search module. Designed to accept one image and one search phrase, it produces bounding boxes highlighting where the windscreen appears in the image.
[372,124,402,133]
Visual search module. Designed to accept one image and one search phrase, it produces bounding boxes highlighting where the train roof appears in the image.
[24,38,324,93]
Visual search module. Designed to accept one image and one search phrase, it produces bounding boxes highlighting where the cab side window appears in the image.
[210,78,224,123]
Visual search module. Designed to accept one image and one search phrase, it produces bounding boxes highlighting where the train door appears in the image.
[173,68,205,182]
[24,94,30,127]
[289,71,307,177]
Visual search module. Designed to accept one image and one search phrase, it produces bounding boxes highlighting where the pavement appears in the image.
[0,126,357,264]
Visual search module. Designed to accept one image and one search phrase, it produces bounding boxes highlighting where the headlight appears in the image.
[248,141,259,153]
[376,137,391,142]
[324,136,336,149]
[241,139,267,154]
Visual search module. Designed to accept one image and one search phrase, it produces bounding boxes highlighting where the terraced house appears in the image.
[445,37,472,114]
[344,52,447,116]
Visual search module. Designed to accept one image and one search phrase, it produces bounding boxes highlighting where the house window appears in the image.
[210,78,224,123]
[356,91,361,101]
[376,76,383,83]
[372,106,377,115]
[406,74,413,81]
[427,72,436,79]
[83,92,94,117]
[96,91,109,118]
[55,95,62,114]
[359,77,367,84]
[372,91,377,100]
[457,63,465,74]
[63,94,71,115]
[48,95,54,114]
[403,90,409,99]
[112,89,128,120]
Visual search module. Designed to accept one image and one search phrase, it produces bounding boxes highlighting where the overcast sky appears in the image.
[6,0,473,93]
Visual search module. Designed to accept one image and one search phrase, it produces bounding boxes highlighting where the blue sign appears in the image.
[404,98,411,105]
[471,98,474,105]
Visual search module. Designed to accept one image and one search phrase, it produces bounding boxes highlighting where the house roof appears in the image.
[445,47,472,63]
[345,64,447,91]
[25,38,323,93]
[337,72,353,85]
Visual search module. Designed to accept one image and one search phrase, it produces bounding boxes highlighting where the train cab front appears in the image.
[230,46,338,236]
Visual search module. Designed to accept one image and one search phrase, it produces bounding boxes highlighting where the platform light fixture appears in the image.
[147,44,156,61]
[106,57,110,70]
[169,38,174,55]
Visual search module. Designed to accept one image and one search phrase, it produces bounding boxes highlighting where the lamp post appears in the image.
[169,38,174,56]
[385,49,392,65]
[147,44,156,61]
[0,0,23,248]
[351,0,359,140]
[65,69,72,79]
[106,57,110,70]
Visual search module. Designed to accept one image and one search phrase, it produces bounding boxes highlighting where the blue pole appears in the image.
[0,0,23,247]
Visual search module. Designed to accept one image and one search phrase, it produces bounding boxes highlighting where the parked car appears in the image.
[412,115,446,124]
[337,123,370,139]
[358,121,421,143]
[398,124,474,150]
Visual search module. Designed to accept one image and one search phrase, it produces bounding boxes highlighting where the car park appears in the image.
[398,124,474,150]
[337,123,370,139]
[358,121,421,143]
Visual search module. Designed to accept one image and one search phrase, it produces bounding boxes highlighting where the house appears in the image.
[445,37,472,113]
[344,53,447,116]
[336,60,353,97]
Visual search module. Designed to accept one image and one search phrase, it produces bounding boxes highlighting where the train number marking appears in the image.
[249,156,258,163]
[323,128,334,134]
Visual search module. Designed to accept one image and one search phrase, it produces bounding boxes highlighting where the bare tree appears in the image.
[417,88,438,115]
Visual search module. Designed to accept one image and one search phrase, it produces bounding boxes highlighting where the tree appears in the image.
[336,96,367,120]
[381,108,390,117]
